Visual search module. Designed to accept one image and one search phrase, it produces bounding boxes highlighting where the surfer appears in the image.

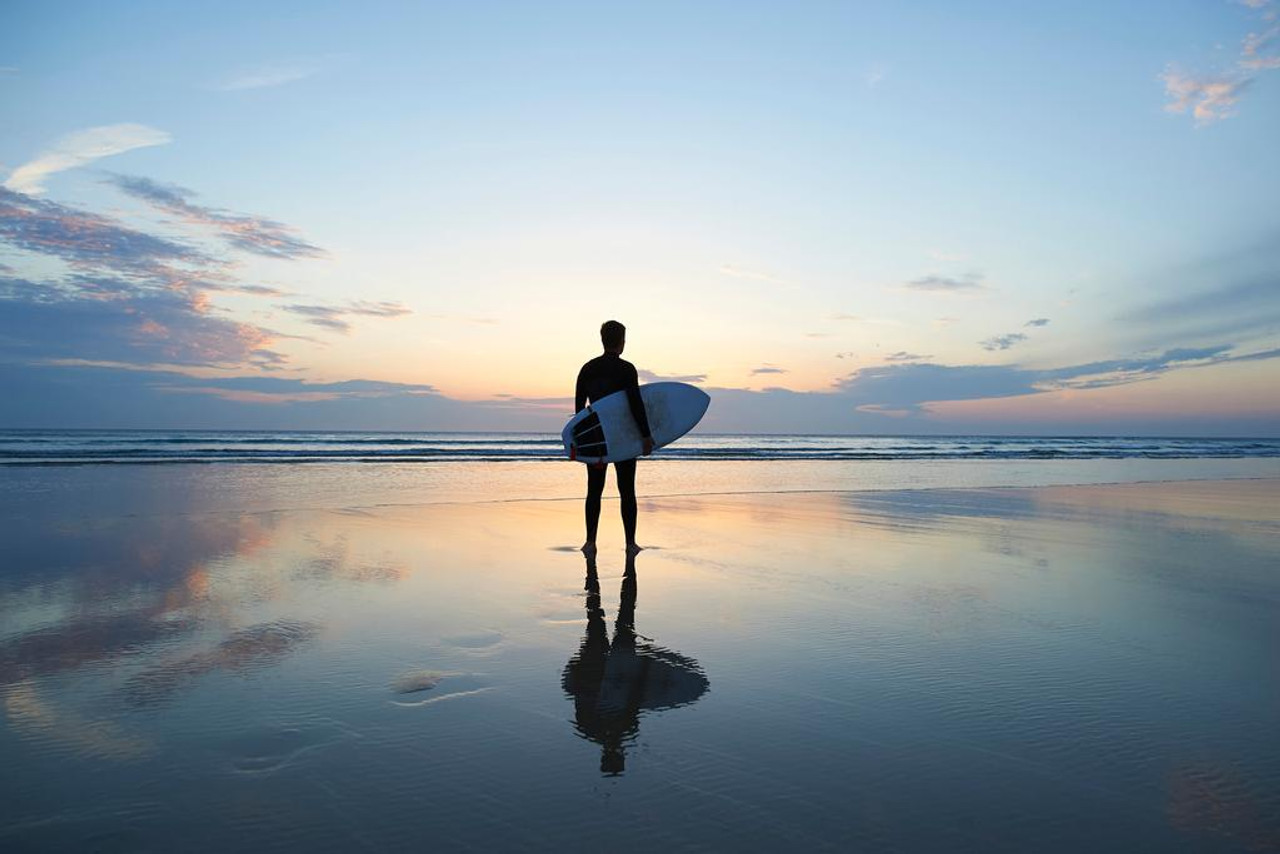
[575,320,653,557]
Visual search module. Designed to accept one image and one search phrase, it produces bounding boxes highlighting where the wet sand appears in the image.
[2,473,1278,852]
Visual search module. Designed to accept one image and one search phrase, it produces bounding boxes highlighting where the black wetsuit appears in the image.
[575,353,651,544]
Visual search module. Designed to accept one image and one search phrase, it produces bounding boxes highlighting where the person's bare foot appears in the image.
[581,541,597,557]
[625,542,643,556]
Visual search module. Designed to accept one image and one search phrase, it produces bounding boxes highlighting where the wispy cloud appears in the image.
[108,174,323,260]
[1161,68,1250,125]
[213,63,319,92]
[638,369,707,383]
[864,65,887,89]
[1162,1,1280,124]
[903,273,985,293]
[3,124,171,195]
[279,301,412,334]
[751,365,788,375]
[980,333,1028,351]
[164,376,438,404]
[884,351,930,362]
[1241,23,1280,68]
[1025,317,1051,327]
[232,284,293,297]
[0,186,212,278]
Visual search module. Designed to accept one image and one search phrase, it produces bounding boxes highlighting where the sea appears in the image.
[2,429,1278,465]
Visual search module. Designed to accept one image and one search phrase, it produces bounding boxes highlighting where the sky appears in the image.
[1,0,1278,435]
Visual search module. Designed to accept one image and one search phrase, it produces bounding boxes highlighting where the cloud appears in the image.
[213,63,319,91]
[163,376,439,403]
[0,274,275,367]
[903,273,984,293]
[884,351,930,362]
[864,65,887,89]
[980,333,1028,351]
[836,345,1262,412]
[1161,68,1250,124]
[751,366,788,375]
[107,174,323,260]
[232,284,293,297]
[279,301,411,334]
[1,189,320,371]
[349,300,411,317]
[1162,3,1280,124]
[0,184,406,375]
[1241,24,1280,69]
[4,344,1279,433]
[638,369,707,383]
[0,186,213,278]
[1025,318,1050,327]
[3,124,171,195]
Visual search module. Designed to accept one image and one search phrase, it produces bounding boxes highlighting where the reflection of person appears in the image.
[561,553,640,775]
[575,320,653,558]
[561,552,709,776]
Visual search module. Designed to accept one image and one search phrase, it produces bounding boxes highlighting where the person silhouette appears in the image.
[560,552,709,776]
[574,320,653,558]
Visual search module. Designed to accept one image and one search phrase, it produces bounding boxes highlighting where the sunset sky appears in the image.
[2,0,1278,434]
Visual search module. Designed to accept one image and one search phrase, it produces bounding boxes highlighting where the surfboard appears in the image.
[563,382,710,464]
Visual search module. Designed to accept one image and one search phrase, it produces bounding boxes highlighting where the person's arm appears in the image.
[574,365,588,413]
[624,364,653,450]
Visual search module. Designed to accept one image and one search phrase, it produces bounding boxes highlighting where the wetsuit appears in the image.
[575,353,651,545]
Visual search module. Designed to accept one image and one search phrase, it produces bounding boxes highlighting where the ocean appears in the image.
[2,429,1278,465]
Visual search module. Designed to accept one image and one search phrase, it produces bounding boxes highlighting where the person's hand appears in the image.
[642,437,654,456]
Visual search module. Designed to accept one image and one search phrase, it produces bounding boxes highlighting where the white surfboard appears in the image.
[563,382,710,464]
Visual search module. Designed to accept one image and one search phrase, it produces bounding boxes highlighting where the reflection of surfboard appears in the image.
[563,382,710,465]
[597,642,710,714]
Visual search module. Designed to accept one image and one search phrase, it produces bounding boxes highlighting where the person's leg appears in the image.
[583,463,607,553]
[616,458,639,552]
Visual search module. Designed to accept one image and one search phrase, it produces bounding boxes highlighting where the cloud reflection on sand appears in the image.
[123,620,320,707]
[0,504,410,753]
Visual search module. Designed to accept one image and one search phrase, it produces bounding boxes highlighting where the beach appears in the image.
[2,461,1278,852]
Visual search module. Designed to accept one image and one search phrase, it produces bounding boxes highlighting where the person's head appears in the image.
[600,320,626,354]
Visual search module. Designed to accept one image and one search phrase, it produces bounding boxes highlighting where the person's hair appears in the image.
[600,320,626,349]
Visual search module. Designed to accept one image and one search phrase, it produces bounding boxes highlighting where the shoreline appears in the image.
[4,457,1280,522]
